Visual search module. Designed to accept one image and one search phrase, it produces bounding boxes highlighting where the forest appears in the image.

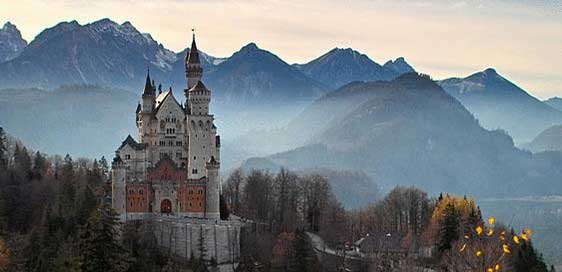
[0,126,555,271]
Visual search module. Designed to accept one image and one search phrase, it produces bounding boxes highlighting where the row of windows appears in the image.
[128,189,144,195]
[158,140,182,146]
[188,189,204,195]
[166,128,176,134]
[165,117,177,123]
[158,152,183,159]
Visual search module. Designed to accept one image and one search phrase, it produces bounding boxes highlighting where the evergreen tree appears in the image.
[288,229,312,272]
[13,145,32,179]
[512,240,549,272]
[59,154,76,217]
[78,205,130,272]
[0,127,7,170]
[76,186,98,226]
[99,156,109,180]
[31,151,46,180]
[438,203,460,252]
[219,194,229,220]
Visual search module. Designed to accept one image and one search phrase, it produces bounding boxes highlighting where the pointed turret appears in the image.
[185,31,203,90]
[141,68,155,113]
[142,68,153,96]
[186,32,201,64]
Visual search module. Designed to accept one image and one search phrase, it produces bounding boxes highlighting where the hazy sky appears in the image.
[1,0,561,98]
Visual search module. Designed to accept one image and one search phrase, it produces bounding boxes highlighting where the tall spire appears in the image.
[142,67,152,96]
[186,29,200,64]
[185,28,203,90]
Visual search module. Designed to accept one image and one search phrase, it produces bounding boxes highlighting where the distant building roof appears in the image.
[118,135,147,151]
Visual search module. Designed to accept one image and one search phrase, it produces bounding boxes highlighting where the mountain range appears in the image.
[438,69,562,142]
[0,19,412,108]
[243,73,562,198]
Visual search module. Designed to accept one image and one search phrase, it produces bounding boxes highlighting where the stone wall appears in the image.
[146,217,242,264]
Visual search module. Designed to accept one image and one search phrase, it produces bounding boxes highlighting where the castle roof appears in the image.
[186,33,200,64]
[118,135,147,151]
[142,69,154,96]
[188,80,209,92]
[154,90,183,115]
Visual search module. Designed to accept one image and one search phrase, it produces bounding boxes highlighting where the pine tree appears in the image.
[99,156,109,180]
[59,154,76,217]
[289,229,311,272]
[219,194,229,220]
[78,205,130,272]
[438,203,460,252]
[13,145,32,179]
[31,151,46,180]
[76,186,98,226]
[0,127,7,170]
[512,240,549,272]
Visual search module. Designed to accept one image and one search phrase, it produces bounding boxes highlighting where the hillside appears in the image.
[438,68,562,143]
[243,73,562,197]
[0,85,137,158]
[523,125,562,153]
[544,97,562,112]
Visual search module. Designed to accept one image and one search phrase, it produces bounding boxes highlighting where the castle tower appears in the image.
[205,156,220,219]
[139,69,155,143]
[185,32,203,90]
[141,69,155,113]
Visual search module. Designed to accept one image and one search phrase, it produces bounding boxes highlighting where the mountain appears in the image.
[383,57,415,75]
[294,48,413,89]
[0,19,178,90]
[523,125,562,153]
[544,97,562,112]
[0,22,27,63]
[0,85,137,158]
[438,68,562,143]
[243,73,562,197]
[205,43,327,105]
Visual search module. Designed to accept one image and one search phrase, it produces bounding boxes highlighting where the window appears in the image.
[189,190,193,195]
[176,141,182,146]
[159,141,165,146]
[176,152,182,158]
[125,154,131,159]
[168,140,173,146]
[130,202,133,207]
[192,168,198,174]
[139,189,143,195]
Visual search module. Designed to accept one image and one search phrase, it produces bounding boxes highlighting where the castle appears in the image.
[112,33,221,221]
